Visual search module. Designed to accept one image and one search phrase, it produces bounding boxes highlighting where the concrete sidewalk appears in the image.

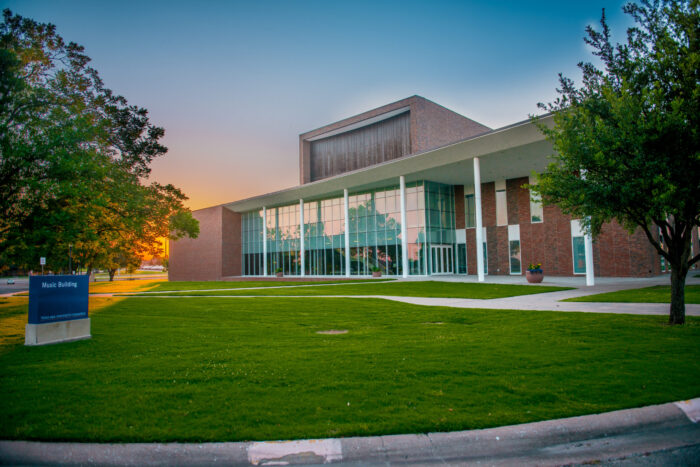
[121,292,700,316]
[114,274,700,316]
[2,399,698,466]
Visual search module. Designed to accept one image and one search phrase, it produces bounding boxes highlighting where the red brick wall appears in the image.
[169,206,223,281]
[221,208,242,277]
[169,206,242,281]
[411,98,490,153]
[692,227,700,273]
[454,185,465,229]
[466,227,477,274]
[457,176,660,277]
[593,222,658,277]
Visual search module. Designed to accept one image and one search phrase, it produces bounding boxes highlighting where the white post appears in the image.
[474,157,485,282]
[344,189,351,277]
[580,170,595,286]
[262,207,267,276]
[299,199,305,277]
[400,176,409,278]
[584,230,594,286]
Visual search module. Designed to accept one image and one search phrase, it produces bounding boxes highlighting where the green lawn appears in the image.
[134,281,571,299]
[1,296,698,442]
[564,285,700,303]
[148,278,393,292]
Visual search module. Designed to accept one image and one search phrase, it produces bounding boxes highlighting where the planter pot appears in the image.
[372,271,382,278]
[526,270,544,283]
[275,272,283,278]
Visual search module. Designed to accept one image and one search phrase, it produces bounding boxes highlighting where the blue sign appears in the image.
[28,275,89,324]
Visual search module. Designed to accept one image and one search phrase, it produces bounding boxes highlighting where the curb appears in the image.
[1,399,698,466]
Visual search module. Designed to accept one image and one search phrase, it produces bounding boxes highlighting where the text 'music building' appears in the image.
[170,96,679,282]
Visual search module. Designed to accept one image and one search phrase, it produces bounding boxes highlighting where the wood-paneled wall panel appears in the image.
[309,112,410,182]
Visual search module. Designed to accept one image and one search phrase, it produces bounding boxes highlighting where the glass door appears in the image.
[430,245,454,275]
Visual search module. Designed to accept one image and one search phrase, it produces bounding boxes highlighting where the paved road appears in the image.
[1,399,698,466]
[0,278,28,295]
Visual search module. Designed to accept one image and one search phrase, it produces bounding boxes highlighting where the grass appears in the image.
[1,296,698,442]
[148,278,393,292]
[564,285,700,304]
[132,281,571,299]
[0,295,123,350]
[94,270,166,279]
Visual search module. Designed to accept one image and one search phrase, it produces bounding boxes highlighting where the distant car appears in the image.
[7,279,15,285]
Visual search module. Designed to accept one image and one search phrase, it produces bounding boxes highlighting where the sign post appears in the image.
[25,275,90,346]
[40,257,45,275]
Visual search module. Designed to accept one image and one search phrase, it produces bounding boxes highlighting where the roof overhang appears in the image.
[223,115,555,213]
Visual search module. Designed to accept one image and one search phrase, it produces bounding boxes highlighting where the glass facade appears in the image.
[241,180,457,276]
[304,198,346,275]
[465,194,476,228]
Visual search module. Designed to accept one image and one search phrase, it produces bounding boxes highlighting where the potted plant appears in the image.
[526,262,544,283]
[275,267,283,278]
[371,266,382,278]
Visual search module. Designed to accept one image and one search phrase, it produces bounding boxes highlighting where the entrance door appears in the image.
[430,245,454,275]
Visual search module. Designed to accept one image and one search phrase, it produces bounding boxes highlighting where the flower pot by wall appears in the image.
[372,271,382,278]
[276,272,283,278]
[526,270,544,283]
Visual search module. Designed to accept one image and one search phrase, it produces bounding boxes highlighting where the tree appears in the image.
[532,0,699,324]
[0,10,198,273]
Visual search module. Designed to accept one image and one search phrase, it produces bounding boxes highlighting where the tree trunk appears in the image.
[669,264,688,325]
[108,269,116,282]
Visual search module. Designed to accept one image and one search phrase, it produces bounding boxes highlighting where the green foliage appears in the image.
[531,0,699,323]
[0,9,198,273]
[0,297,698,441]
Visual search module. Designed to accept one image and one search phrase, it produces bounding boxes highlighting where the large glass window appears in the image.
[242,181,429,276]
[465,194,476,228]
[509,240,521,274]
[424,181,455,275]
[457,243,467,274]
[529,174,543,223]
[572,236,586,274]
[241,210,264,276]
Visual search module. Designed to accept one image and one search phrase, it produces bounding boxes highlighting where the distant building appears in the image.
[170,96,689,281]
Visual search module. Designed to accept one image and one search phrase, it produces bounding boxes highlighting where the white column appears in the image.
[262,207,267,276]
[400,176,409,278]
[299,199,305,276]
[580,170,595,286]
[584,226,594,286]
[344,189,351,277]
[474,157,485,282]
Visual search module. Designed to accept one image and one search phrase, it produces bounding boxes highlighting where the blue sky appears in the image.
[3,0,631,209]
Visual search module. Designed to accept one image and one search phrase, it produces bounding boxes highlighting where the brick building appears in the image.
[170,96,692,281]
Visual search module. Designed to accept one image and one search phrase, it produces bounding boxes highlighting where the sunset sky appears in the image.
[5,0,631,210]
